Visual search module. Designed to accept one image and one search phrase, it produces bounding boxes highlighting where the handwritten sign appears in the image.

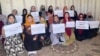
[15,15,23,24]
[31,12,40,22]
[89,21,100,29]
[3,23,22,37]
[66,21,75,27]
[52,24,65,34]
[54,10,63,17]
[66,10,74,17]
[31,24,45,35]
[76,21,89,29]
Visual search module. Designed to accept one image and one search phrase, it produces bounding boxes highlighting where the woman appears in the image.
[63,6,68,15]
[0,20,4,44]
[70,5,78,21]
[2,14,24,56]
[60,6,68,21]
[50,15,65,45]
[75,13,85,41]
[39,17,51,46]
[12,9,18,15]
[22,9,28,24]
[39,5,47,17]
[63,12,75,46]
[85,12,99,39]
[48,5,54,14]
[30,6,36,12]
[23,14,42,55]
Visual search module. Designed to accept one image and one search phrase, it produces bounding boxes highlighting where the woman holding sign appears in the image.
[2,14,24,56]
[75,13,86,41]
[63,12,76,46]
[50,15,65,45]
[23,14,42,55]
[70,5,78,21]
[39,17,52,46]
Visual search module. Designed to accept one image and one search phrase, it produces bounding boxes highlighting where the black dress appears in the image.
[23,27,42,51]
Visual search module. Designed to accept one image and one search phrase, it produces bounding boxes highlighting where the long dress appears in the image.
[50,24,65,45]
[64,29,76,46]
[23,27,42,51]
[4,34,24,56]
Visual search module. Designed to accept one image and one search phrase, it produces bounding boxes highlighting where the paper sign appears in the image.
[76,21,89,29]
[89,21,100,29]
[52,24,65,34]
[54,10,63,17]
[66,21,75,27]
[3,23,22,37]
[66,10,74,17]
[31,24,45,35]
[15,15,23,24]
[31,12,40,22]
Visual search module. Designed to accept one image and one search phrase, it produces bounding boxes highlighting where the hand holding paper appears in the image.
[31,24,45,35]
[3,23,22,37]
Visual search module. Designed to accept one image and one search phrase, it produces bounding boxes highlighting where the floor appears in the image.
[0,35,100,56]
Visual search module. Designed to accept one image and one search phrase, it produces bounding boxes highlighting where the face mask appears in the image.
[42,8,45,11]
[88,16,92,18]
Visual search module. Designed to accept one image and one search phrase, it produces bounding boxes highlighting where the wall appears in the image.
[0,0,100,20]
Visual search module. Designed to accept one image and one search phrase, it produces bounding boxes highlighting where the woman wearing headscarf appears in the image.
[75,13,86,41]
[60,6,68,22]
[85,12,99,39]
[39,17,51,46]
[12,9,18,15]
[30,6,36,12]
[50,15,65,45]
[2,14,24,56]
[48,5,54,14]
[39,5,47,17]
[70,5,78,21]
[0,20,4,44]
[22,9,28,24]
[62,12,75,46]
[23,14,42,55]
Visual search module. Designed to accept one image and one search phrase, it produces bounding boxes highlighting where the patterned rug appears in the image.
[51,43,78,54]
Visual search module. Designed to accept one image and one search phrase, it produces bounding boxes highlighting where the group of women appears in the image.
[0,5,99,56]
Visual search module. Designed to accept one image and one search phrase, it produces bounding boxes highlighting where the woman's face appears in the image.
[54,16,59,22]
[31,6,36,12]
[49,6,53,10]
[64,6,68,10]
[27,16,33,23]
[8,16,15,24]
[12,10,17,15]
[65,13,69,19]
[79,15,83,20]
[71,7,74,10]
[23,10,27,14]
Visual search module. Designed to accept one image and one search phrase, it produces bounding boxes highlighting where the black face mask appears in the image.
[42,8,45,11]
[88,16,92,18]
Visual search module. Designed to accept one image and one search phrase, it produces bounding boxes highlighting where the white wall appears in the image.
[0,0,100,20]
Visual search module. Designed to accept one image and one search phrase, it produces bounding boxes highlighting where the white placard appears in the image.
[3,23,22,37]
[66,21,75,27]
[89,21,100,29]
[15,15,23,24]
[54,10,63,17]
[76,21,89,29]
[66,10,74,17]
[31,24,45,35]
[52,24,65,34]
[31,12,40,22]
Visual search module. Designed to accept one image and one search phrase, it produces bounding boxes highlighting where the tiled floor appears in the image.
[0,35,100,56]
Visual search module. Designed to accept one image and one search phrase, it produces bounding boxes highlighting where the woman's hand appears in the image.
[41,36,44,40]
[33,35,37,41]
